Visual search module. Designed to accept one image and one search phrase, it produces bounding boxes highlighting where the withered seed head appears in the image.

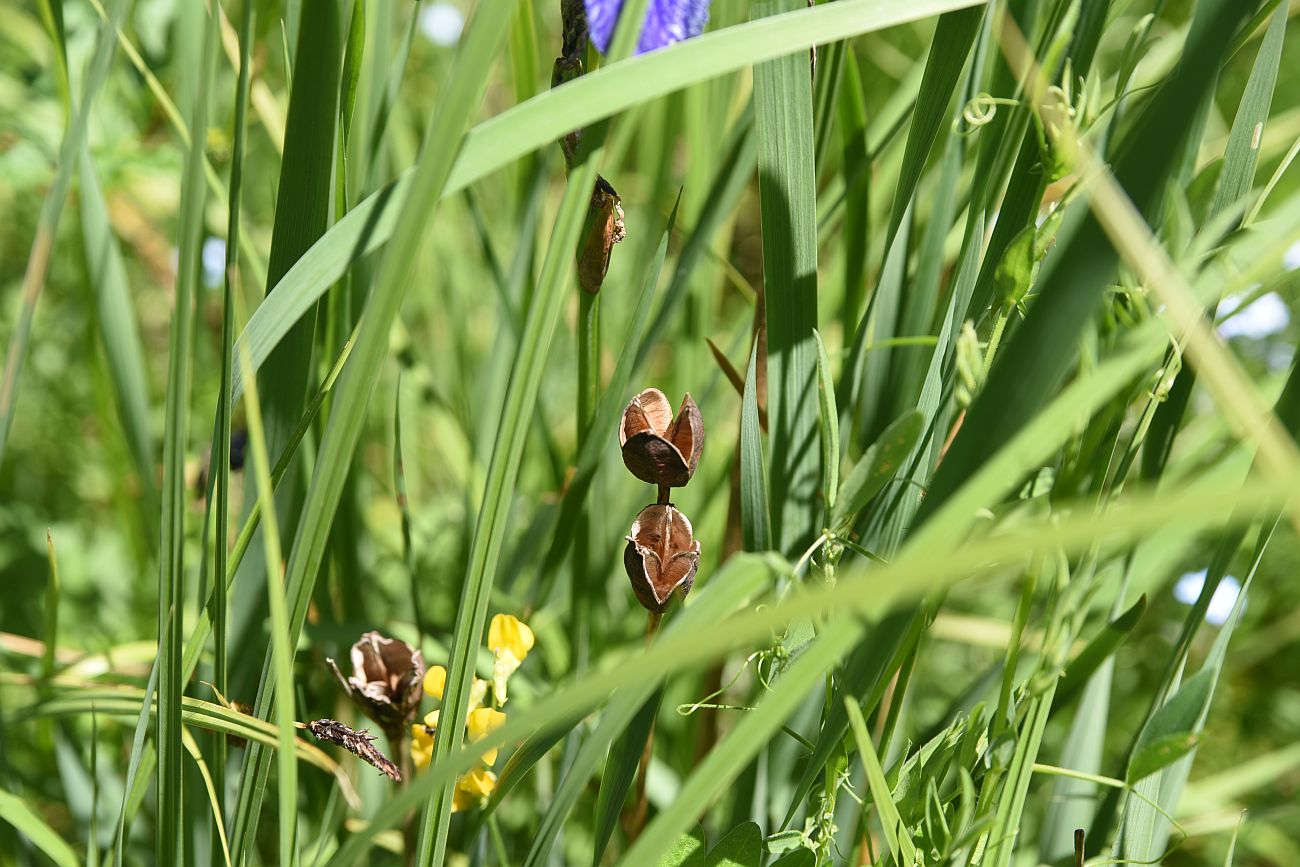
[623,504,701,613]
[331,632,425,737]
[619,388,704,488]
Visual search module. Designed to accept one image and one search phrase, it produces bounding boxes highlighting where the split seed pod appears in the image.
[623,504,701,613]
[329,632,426,738]
[619,388,703,488]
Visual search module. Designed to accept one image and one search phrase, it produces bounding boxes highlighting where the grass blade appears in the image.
[753,0,820,556]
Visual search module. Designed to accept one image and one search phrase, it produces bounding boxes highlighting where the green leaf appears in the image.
[592,689,665,867]
[1127,732,1201,785]
[661,827,707,867]
[0,789,79,867]
[834,410,924,529]
[231,0,989,401]
[1053,593,1147,711]
[741,345,772,552]
[705,821,762,867]
[845,698,919,867]
[813,330,840,516]
[753,0,821,556]
[884,5,984,242]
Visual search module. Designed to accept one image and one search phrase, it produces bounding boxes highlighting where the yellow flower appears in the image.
[423,665,447,701]
[488,614,535,704]
[409,710,439,770]
[467,677,489,713]
[451,768,497,812]
[467,707,507,765]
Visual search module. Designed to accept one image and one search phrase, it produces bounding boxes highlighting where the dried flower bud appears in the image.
[330,632,426,738]
[577,177,626,294]
[619,388,704,488]
[307,718,401,781]
[623,504,701,613]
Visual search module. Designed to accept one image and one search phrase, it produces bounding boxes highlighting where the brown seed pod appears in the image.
[619,388,703,488]
[327,632,425,739]
[623,504,701,613]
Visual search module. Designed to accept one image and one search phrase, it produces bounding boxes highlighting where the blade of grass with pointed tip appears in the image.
[845,698,918,866]
[883,5,983,245]
[1053,593,1146,710]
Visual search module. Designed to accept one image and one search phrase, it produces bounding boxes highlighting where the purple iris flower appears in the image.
[585,0,711,55]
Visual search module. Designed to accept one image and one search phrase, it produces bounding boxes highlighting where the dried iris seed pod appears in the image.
[623,504,701,613]
[328,631,425,739]
[619,388,703,489]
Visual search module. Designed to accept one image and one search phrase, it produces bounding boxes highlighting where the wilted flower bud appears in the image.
[619,388,703,489]
[624,504,701,613]
[577,177,626,294]
[329,632,426,738]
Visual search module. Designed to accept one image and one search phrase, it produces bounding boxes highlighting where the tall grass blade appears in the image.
[752,0,820,556]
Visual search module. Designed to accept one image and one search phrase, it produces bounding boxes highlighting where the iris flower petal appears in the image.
[585,0,711,55]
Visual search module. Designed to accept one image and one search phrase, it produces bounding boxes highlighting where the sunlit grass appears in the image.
[1,0,1299,865]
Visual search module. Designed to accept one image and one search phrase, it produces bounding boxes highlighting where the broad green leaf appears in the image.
[662,827,707,867]
[834,411,924,529]
[705,821,762,867]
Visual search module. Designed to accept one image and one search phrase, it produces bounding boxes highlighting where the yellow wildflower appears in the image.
[467,707,507,766]
[423,665,447,701]
[410,710,439,770]
[452,768,497,812]
[487,614,535,704]
[468,677,489,712]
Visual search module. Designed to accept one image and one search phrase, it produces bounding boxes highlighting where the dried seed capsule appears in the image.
[619,388,704,488]
[623,504,701,613]
[328,632,426,738]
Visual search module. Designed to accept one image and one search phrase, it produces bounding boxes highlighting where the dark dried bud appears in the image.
[307,718,401,782]
[623,504,701,613]
[328,632,425,737]
[619,388,703,488]
[577,177,626,294]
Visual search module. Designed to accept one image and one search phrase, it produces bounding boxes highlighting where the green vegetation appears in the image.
[2,0,1299,865]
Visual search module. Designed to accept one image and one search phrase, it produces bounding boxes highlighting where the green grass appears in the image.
[2,0,1300,865]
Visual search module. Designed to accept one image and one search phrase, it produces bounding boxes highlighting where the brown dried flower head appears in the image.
[619,388,703,488]
[330,632,426,736]
[623,504,701,613]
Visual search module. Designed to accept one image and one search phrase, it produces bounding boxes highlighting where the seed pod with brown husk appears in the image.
[623,504,701,613]
[619,388,703,493]
[327,631,425,741]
